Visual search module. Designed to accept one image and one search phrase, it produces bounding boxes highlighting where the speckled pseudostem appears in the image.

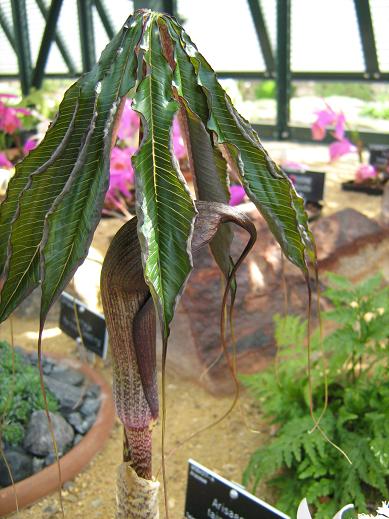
[116,463,159,519]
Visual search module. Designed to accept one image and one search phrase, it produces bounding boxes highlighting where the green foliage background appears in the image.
[0,341,58,446]
[242,273,389,517]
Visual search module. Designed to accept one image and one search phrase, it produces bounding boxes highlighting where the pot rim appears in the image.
[0,353,115,516]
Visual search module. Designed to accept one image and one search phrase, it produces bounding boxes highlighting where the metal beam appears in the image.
[162,0,175,15]
[0,5,15,48]
[77,0,96,73]
[216,71,389,82]
[94,0,115,39]
[252,124,389,146]
[217,71,269,80]
[275,0,291,140]
[353,0,380,77]
[5,70,389,83]
[292,71,388,82]
[247,0,275,75]
[36,0,77,76]
[32,0,64,89]
[11,0,32,95]
[134,0,175,14]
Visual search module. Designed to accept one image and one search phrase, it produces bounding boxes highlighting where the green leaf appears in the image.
[132,14,196,338]
[0,13,143,322]
[165,17,234,283]
[168,19,315,273]
[325,272,353,289]
[355,272,383,298]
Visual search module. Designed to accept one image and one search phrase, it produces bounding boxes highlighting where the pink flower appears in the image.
[117,99,140,141]
[229,185,246,206]
[311,107,337,140]
[0,101,21,134]
[329,138,356,161]
[334,112,346,140]
[311,106,346,142]
[107,146,136,201]
[355,164,377,183]
[0,152,12,169]
[281,160,308,171]
[23,138,37,154]
[172,117,186,160]
[311,121,327,141]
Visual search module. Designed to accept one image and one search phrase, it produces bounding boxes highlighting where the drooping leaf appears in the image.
[0,13,144,323]
[132,13,197,339]
[169,18,315,273]
[164,17,235,283]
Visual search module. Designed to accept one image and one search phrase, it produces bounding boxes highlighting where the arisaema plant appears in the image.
[0,9,315,518]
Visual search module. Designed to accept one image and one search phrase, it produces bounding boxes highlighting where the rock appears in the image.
[86,383,101,398]
[42,502,59,518]
[91,498,102,508]
[81,414,97,434]
[73,434,83,445]
[67,412,84,432]
[311,208,384,268]
[51,365,85,387]
[0,448,33,485]
[68,410,96,434]
[32,456,45,474]
[62,480,75,491]
[24,411,74,456]
[163,206,389,394]
[80,397,100,416]
[43,363,53,375]
[44,376,82,413]
[21,350,38,365]
[162,204,310,394]
[44,453,57,467]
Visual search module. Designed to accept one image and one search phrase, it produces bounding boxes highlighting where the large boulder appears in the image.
[162,205,389,394]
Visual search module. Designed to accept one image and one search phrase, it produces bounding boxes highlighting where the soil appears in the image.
[0,142,387,518]
[0,316,267,519]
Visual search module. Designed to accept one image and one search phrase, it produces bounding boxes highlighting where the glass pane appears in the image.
[25,0,68,74]
[177,0,265,71]
[56,0,83,73]
[0,0,18,74]
[0,0,17,74]
[93,5,110,59]
[261,0,276,52]
[105,0,134,31]
[291,0,364,72]
[26,0,45,68]
[371,0,389,72]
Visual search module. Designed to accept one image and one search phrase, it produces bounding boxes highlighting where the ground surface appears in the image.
[0,142,386,518]
[1,317,264,519]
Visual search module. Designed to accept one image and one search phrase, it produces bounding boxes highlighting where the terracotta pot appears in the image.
[0,356,115,516]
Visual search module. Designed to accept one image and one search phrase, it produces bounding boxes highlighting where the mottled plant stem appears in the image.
[101,217,158,481]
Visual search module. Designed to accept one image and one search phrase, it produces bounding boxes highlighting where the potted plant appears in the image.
[0,340,115,516]
[311,103,388,196]
[0,9,316,517]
